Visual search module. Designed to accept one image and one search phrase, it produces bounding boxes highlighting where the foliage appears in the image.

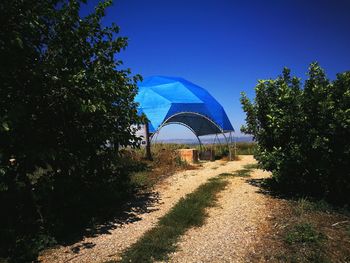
[240,63,350,204]
[0,0,143,261]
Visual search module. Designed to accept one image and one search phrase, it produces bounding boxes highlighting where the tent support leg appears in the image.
[222,132,232,161]
[197,136,204,161]
[196,136,203,151]
[145,122,153,161]
[233,132,237,157]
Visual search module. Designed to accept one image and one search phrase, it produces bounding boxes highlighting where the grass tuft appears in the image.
[130,171,156,189]
[218,172,235,177]
[347,225,350,238]
[219,167,255,178]
[285,223,326,245]
[294,198,332,216]
[234,169,251,177]
[119,177,228,263]
[243,163,259,170]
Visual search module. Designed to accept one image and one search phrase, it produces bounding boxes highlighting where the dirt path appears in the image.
[39,156,270,263]
[165,167,272,263]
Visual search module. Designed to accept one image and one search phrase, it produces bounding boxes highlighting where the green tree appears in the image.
[240,63,350,204]
[0,0,143,260]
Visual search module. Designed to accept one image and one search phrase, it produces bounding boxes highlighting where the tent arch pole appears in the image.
[151,111,226,149]
[150,121,203,149]
[148,111,235,158]
[160,111,225,135]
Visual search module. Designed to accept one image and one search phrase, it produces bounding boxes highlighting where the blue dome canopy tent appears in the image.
[135,76,236,160]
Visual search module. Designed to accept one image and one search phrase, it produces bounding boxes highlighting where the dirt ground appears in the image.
[39,156,350,263]
[39,156,263,262]
[164,168,272,263]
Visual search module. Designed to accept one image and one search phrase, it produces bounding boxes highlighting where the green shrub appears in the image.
[0,0,142,261]
[241,63,350,205]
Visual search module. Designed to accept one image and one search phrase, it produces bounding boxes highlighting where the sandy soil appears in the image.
[39,156,269,263]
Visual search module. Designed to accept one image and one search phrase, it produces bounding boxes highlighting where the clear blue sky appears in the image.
[83,0,350,139]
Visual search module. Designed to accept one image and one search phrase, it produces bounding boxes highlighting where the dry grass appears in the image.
[124,146,197,189]
[248,196,350,262]
[126,142,253,188]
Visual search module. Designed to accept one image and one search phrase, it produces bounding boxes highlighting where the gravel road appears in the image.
[164,163,271,263]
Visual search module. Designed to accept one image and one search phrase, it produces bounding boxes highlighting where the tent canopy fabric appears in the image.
[135,76,234,136]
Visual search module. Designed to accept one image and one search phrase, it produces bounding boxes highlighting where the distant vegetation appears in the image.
[148,141,256,158]
[126,142,255,188]
[241,63,350,205]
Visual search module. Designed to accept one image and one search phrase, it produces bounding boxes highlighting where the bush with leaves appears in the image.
[0,0,143,261]
[241,63,350,204]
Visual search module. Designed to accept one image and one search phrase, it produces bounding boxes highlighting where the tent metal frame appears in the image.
[150,111,236,160]
[151,122,203,149]
[152,111,227,134]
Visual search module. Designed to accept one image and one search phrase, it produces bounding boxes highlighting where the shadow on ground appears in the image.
[247,178,301,201]
[57,190,160,253]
